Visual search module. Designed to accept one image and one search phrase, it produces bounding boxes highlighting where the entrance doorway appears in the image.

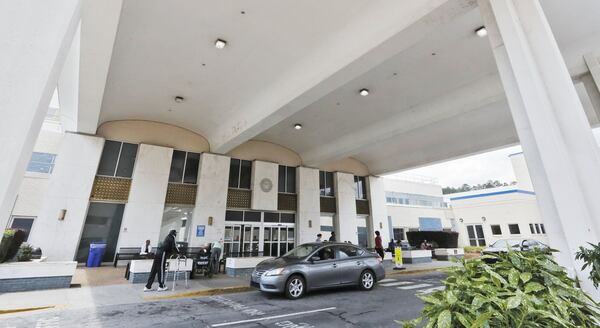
[76,202,125,263]
[357,216,368,248]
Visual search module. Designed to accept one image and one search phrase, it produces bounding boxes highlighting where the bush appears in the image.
[400,250,600,327]
[464,246,484,253]
[575,242,600,288]
[0,229,26,263]
[406,231,459,248]
[17,243,33,262]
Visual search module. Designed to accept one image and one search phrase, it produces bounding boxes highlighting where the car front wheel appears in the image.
[285,275,305,300]
[359,270,375,291]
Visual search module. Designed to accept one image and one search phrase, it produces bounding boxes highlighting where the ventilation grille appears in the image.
[278,193,297,211]
[356,199,370,215]
[320,197,337,213]
[90,176,131,202]
[165,183,197,205]
[227,189,251,209]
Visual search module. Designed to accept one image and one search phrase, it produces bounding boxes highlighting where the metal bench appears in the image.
[113,247,144,267]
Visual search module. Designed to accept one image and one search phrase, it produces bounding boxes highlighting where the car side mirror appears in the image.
[310,256,320,263]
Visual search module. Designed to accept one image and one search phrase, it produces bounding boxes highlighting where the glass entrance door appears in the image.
[466,224,486,246]
[76,202,125,263]
[224,224,259,256]
[263,225,295,257]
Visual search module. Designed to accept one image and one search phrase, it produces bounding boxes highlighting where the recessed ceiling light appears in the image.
[215,39,227,49]
[475,26,488,37]
[294,123,302,130]
[359,89,370,96]
[174,96,185,103]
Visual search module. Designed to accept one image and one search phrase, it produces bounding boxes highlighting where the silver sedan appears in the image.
[250,242,385,299]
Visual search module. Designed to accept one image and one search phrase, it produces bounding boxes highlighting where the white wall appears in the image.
[367,176,390,248]
[386,205,452,232]
[117,144,173,249]
[28,133,105,261]
[334,172,358,244]
[451,191,548,247]
[296,167,321,244]
[383,178,443,197]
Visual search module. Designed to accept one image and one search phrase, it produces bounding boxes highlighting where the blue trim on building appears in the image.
[449,189,535,201]
[508,151,524,157]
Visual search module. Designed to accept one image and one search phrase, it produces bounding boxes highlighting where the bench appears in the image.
[113,247,146,267]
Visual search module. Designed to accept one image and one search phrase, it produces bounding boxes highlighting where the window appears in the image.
[10,217,35,241]
[320,215,334,236]
[393,228,405,241]
[529,223,535,234]
[278,166,296,193]
[534,224,541,234]
[491,225,502,235]
[97,140,139,178]
[540,224,546,234]
[466,224,486,246]
[354,176,367,200]
[319,171,334,196]
[315,246,336,261]
[336,245,362,259]
[168,151,201,184]
[26,152,56,174]
[508,224,521,235]
[228,159,252,189]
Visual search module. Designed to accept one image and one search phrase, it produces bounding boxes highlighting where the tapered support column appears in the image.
[297,167,321,244]
[334,172,358,244]
[479,0,600,298]
[0,0,81,231]
[367,176,390,251]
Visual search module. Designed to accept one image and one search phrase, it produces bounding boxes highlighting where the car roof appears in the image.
[300,242,365,248]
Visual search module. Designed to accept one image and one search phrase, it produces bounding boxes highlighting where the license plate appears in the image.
[197,261,208,265]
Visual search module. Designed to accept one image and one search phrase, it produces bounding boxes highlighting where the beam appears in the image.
[211,0,477,153]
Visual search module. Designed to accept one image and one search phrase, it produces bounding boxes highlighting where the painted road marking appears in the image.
[211,307,337,327]
[416,286,445,295]
[397,283,432,290]
[380,281,412,287]
[378,278,396,283]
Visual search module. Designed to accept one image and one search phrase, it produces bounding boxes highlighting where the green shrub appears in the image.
[0,229,26,263]
[575,242,600,288]
[464,246,484,253]
[400,250,600,327]
[17,243,33,262]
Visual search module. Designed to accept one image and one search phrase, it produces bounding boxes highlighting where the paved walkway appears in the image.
[0,260,458,315]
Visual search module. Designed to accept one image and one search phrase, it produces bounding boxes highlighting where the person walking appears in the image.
[144,230,179,292]
[315,233,322,242]
[210,238,222,274]
[374,231,385,260]
[329,231,336,242]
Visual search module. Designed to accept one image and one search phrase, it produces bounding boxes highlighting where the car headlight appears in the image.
[263,268,285,276]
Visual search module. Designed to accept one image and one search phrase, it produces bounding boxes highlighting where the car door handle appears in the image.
[356,261,363,265]
[332,263,337,268]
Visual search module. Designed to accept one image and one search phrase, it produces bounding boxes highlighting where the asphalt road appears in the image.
[0,272,446,328]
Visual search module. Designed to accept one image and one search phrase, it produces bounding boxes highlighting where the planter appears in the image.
[128,258,193,284]
[0,261,76,292]
[226,256,273,277]
[401,250,432,264]
[434,248,465,261]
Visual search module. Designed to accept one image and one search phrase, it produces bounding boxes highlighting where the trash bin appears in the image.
[86,243,107,267]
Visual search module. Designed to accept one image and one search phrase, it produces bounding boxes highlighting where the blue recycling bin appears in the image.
[86,243,107,267]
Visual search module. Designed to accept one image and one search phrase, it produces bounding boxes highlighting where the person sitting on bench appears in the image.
[140,239,153,255]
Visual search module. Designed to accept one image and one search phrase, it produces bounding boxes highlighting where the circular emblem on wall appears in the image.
[260,178,273,192]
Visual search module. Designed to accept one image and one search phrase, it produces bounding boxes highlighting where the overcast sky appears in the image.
[387,128,600,188]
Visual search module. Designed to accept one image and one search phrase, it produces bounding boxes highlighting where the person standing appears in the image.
[374,231,385,260]
[210,238,222,274]
[144,230,179,292]
[315,233,322,242]
[329,231,336,242]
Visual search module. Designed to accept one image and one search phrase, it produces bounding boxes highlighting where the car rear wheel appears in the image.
[285,275,305,300]
[359,270,375,290]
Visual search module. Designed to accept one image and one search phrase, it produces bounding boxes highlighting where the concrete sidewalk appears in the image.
[0,260,458,315]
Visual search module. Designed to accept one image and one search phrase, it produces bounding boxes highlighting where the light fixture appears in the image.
[174,96,185,103]
[215,39,227,49]
[481,216,487,222]
[459,218,464,223]
[359,88,370,96]
[475,26,488,37]
[294,123,302,130]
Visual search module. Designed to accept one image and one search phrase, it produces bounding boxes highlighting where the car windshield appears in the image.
[490,239,522,248]
[282,244,321,259]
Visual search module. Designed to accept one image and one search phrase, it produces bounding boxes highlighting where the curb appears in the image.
[0,305,55,316]
[144,285,254,301]
[385,267,447,276]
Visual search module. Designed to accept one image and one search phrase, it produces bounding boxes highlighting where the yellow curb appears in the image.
[0,305,55,315]
[144,285,254,301]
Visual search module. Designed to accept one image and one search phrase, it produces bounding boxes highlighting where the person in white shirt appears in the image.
[140,239,152,255]
[210,239,222,274]
[315,233,322,242]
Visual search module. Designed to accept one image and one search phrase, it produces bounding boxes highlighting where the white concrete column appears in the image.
[0,0,81,231]
[479,0,600,298]
[189,154,230,247]
[251,161,278,211]
[28,133,104,261]
[367,176,389,251]
[117,144,172,249]
[334,172,358,244]
[297,167,321,244]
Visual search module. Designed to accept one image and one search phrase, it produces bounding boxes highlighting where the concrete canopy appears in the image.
[89,0,600,174]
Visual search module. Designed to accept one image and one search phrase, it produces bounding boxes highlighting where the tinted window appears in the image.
[326,172,334,195]
[508,224,521,235]
[529,223,535,234]
[239,160,252,189]
[354,176,367,199]
[27,152,56,174]
[278,166,286,192]
[466,225,475,239]
[244,211,261,222]
[97,140,121,176]
[315,246,335,261]
[319,171,326,195]
[540,224,546,234]
[264,212,279,223]
[115,143,138,178]
[534,224,541,234]
[10,218,34,241]
[169,151,186,182]
[337,245,360,259]
[229,159,240,188]
[183,152,200,184]
[286,166,296,193]
[491,225,502,235]
[280,213,295,223]
[225,210,243,222]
